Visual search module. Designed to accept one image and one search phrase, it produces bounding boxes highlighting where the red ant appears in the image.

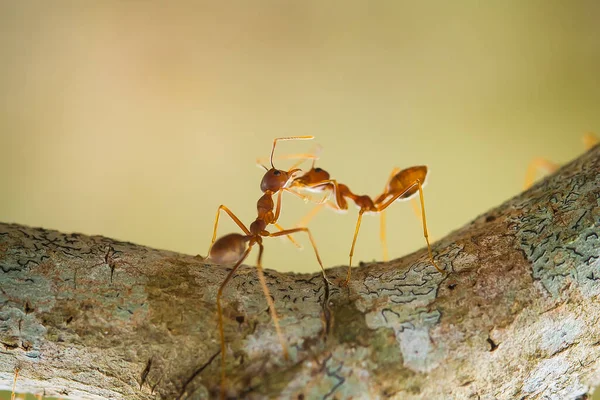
[523,132,598,189]
[205,136,329,398]
[289,161,445,285]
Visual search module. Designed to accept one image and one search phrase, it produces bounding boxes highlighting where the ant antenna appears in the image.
[270,136,314,169]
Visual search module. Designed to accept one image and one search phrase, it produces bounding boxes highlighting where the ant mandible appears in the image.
[289,160,445,285]
[205,136,329,398]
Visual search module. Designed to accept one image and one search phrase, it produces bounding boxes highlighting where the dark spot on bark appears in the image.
[448,283,457,290]
[66,316,73,324]
[485,215,496,222]
[24,301,34,314]
[487,337,499,351]
[140,357,152,389]
[298,394,305,400]
[1,341,19,350]
[235,315,245,324]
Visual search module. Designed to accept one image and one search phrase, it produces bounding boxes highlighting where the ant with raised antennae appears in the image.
[205,136,329,398]
[288,161,445,285]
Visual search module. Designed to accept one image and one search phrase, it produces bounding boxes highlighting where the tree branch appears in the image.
[1,145,599,399]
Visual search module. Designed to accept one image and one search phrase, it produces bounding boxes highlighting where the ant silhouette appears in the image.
[288,160,445,285]
[205,136,329,398]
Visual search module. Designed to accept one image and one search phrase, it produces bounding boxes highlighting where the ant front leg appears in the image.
[274,223,302,249]
[208,205,251,256]
[268,227,331,284]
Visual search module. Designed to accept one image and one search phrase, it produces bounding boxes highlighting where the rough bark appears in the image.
[1,146,599,400]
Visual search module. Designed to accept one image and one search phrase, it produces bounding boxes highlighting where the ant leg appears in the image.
[209,205,251,255]
[275,187,328,225]
[415,180,443,273]
[409,197,435,243]
[273,189,284,223]
[583,132,598,149]
[11,367,19,400]
[297,202,326,228]
[376,181,444,274]
[268,227,330,283]
[383,167,402,192]
[375,167,403,262]
[284,187,328,205]
[523,158,559,190]
[274,223,302,249]
[345,210,365,286]
[380,211,388,261]
[373,167,402,205]
[410,197,421,219]
[254,242,289,360]
[217,245,252,399]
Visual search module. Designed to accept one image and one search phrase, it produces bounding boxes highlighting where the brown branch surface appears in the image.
[1,146,599,399]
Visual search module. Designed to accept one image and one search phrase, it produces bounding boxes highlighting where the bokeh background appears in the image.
[1,0,600,398]
[2,1,599,274]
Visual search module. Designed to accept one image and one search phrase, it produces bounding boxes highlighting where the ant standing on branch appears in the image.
[289,159,446,285]
[204,136,330,398]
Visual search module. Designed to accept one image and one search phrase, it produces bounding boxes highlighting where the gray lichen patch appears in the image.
[508,150,600,298]
[395,311,443,373]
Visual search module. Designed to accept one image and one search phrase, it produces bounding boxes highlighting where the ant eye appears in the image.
[273,170,281,176]
[315,168,322,173]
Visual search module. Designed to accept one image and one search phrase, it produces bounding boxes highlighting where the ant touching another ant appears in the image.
[205,136,329,398]
[288,159,445,285]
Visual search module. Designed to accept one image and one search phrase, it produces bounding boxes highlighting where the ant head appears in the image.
[259,136,313,193]
[292,165,330,186]
[260,168,301,192]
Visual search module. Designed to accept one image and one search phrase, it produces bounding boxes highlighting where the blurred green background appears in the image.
[0,1,599,397]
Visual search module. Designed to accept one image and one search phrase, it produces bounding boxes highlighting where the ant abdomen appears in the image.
[208,233,249,264]
[388,166,428,198]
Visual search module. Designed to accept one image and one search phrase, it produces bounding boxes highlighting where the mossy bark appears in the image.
[1,146,599,399]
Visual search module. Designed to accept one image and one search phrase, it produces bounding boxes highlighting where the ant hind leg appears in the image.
[216,245,252,399]
[255,242,289,360]
[208,205,251,256]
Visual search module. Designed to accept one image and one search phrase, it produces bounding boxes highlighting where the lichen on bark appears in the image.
[1,145,599,399]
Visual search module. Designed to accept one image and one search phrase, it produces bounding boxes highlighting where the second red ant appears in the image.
[287,157,445,285]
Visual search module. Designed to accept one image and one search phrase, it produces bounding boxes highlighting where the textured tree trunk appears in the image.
[1,145,599,400]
